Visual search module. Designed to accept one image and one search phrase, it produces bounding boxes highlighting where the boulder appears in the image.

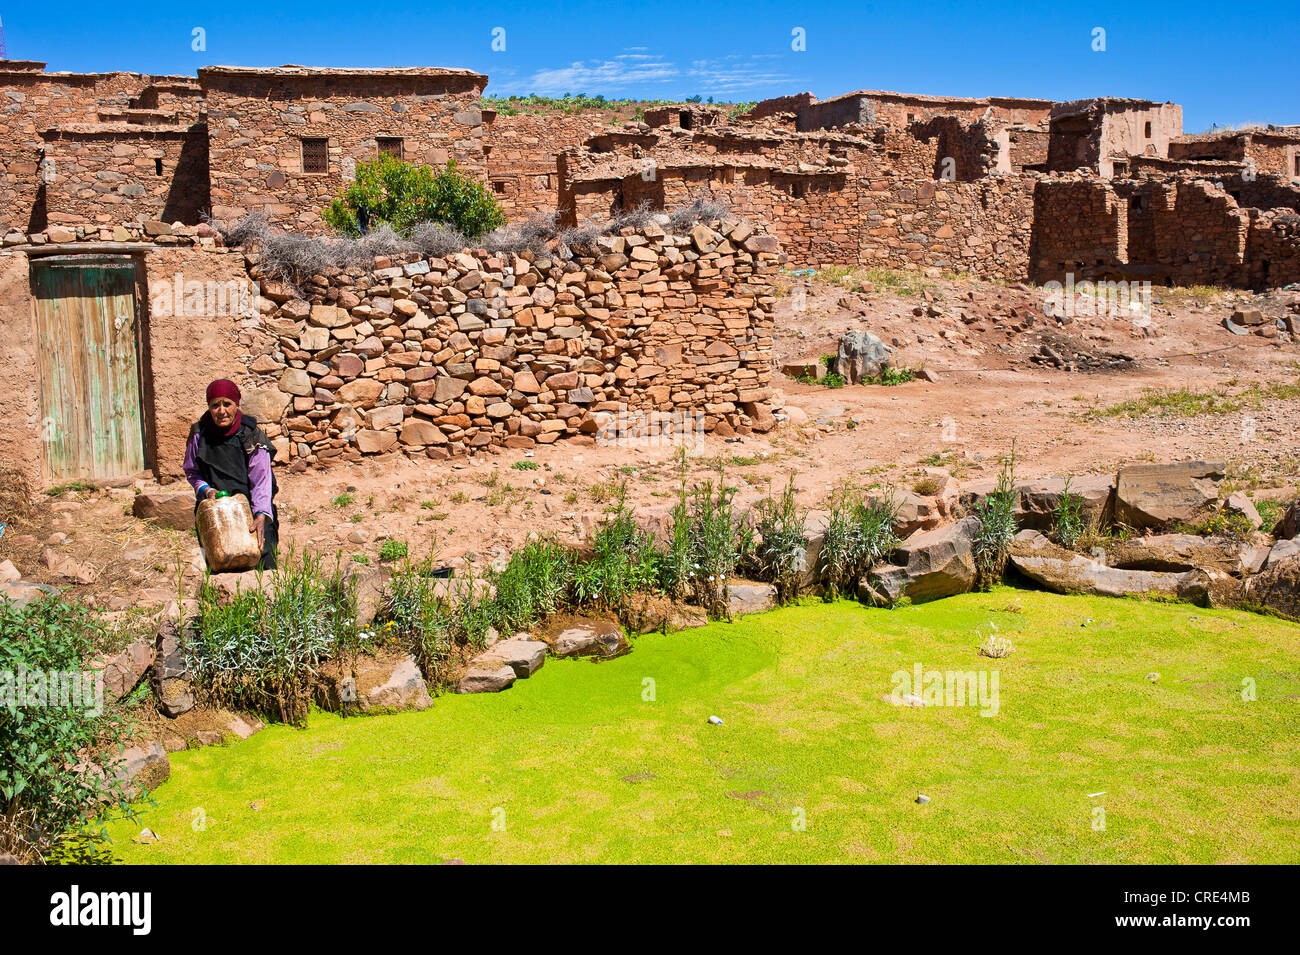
[1244,555,1300,620]
[882,517,979,602]
[1113,460,1224,529]
[1273,501,1300,540]
[1263,537,1300,569]
[0,580,59,609]
[861,563,910,605]
[111,742,170,796]
[153,621,195,717]
[1222,491,1262,529]
[832,329,892,384]
[240,387,290,425]
[1102,534,1259,577]
[550,618,625,658]
[1009,531,1191,599]
[316,653,432,713]
[457,664,517,694]
[620,593,708,633]
[959,475,1114,531]
[94,638,155,703]
[727,581,777,616]
[471,634,547,679]
[131,489,196,531]
[890,492,944,537]
[343,563,387,628]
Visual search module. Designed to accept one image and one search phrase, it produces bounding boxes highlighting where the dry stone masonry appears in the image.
[243,217,778,466]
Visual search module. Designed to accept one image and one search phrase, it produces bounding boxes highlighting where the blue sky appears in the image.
[3,1,1295,132]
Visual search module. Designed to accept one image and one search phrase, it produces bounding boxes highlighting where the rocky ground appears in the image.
[3,268,1299,638]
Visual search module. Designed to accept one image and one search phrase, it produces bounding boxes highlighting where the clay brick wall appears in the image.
[485,107,640,218]
[1029,178,1126,279]
[233,219,779,467]
[40,126,209,227]
[857,176,1034,278]
[200,68,488,232]
[1007,128,1049,172]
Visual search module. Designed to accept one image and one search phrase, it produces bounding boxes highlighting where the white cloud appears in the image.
[488,50,801,98]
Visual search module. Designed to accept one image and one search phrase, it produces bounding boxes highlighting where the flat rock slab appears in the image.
[0,579,60,609]
[1010,531,1192,599]
[93,638,155,703]
[1103,534,1261,577]
[316,653,432,712]
[1114,460,1224,529]
[132,489,196,531]
[472,635,547,678]
[457,664,517,694]
[727,581,776,616]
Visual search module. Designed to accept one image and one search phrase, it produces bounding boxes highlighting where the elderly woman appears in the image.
[183,379,280,570]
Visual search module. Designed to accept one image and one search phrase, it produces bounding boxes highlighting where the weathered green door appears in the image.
[31,258,146,481]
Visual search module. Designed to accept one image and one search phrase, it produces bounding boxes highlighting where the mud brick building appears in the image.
[200,66,489,231]
[2,57,1300,489]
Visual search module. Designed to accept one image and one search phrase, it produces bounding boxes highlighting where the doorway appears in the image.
[29,256,147,481]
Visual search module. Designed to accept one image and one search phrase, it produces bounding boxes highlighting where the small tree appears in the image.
[323,155,505,239]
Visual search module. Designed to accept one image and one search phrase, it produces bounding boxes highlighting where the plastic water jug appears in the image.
[196,494,261,572]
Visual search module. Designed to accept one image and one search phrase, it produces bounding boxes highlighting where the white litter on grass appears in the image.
[707,715,724,725]
[1087,791,1107,798]
[915,794,931,804]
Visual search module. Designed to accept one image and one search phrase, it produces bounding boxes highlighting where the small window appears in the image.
[906,113,915,123]
[301,138,329,174]
[680,110,693,130]
[1294,154,1300,176]
[1129,194,1144,212]
[492,180,507,194]
[1144,121,1152,139]
[377,136,403,160]
[155,158,163,176]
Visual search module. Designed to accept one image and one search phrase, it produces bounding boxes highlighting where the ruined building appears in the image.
[1,60,1298,489]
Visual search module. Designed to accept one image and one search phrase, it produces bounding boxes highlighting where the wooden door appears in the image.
[30,258,146,481]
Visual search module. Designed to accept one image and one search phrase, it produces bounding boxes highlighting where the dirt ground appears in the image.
[4,268,1298,623]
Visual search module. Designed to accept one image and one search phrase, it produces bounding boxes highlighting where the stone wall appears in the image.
[200,67,489,232]
[40,126,209,227]
[857,176,1035,278]
[238,218,779,468]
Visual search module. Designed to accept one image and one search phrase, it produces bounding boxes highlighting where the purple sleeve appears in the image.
[183,432,209,496]
[248,448,273,517]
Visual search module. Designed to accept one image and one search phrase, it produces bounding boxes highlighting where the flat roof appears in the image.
[199,64,487,81]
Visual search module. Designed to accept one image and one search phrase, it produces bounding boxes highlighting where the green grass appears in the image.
[106,591,1300,864]
[1092,378,1300,420]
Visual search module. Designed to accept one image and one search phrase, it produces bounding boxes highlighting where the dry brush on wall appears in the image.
[235,216,781,468]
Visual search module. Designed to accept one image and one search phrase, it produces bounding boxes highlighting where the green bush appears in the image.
[1052,477,1086,550]
[0,596,134,863]
[972,446,1018,590]
[187,552,357,725]
[379,540,409,563]
[675,473,748,619]
[323,155,505,239]
[490,539,574,633]
[752,476,809,605]
[572,489,661,612]
[820,485,900,598]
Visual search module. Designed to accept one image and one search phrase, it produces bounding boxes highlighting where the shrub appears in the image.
[977,632,1015,658]
[323,155,505,239]
[572,489,661,612]
[674,474,748,619]
[383,555,456,683]
[1,596,135,863]
[819,485,900,598]
[490,539,574,632]
[511,460,539,471]
[1052,477,1087,550]
[751,476,808,604]
[379,540,409,563]
[972,445,1018,590]
[186,552,357,725]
